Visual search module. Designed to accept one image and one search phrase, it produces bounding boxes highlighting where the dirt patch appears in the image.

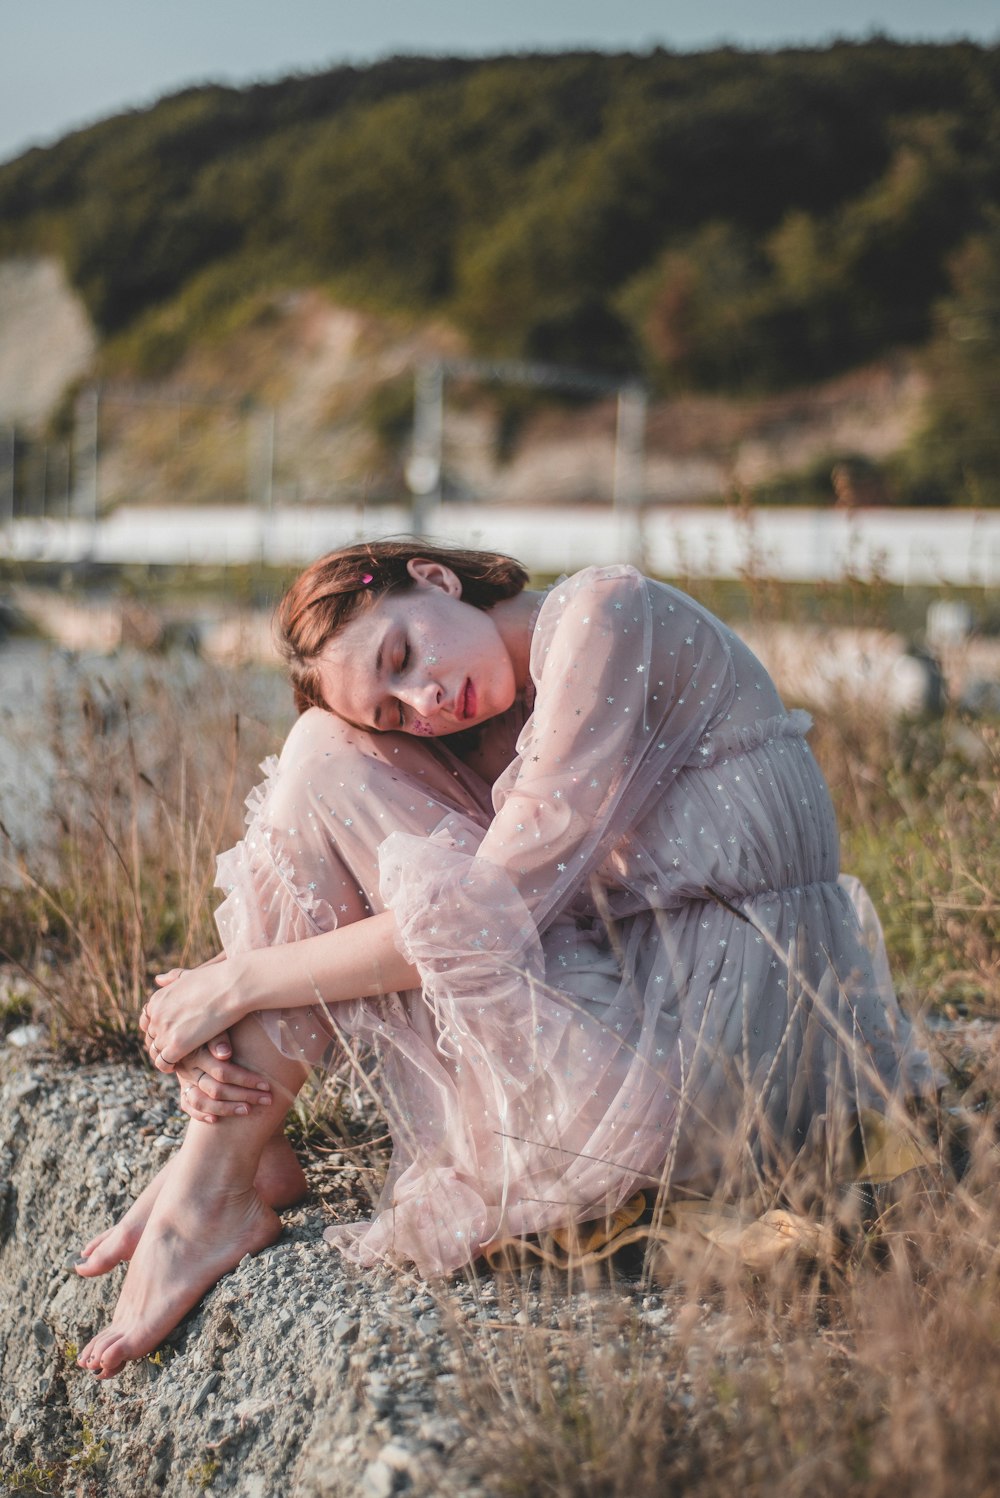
[0,259,96,429]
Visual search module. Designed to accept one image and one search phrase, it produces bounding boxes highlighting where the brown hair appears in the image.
[277,537,529,714]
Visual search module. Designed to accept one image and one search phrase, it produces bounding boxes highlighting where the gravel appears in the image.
[0,1034,679,1497]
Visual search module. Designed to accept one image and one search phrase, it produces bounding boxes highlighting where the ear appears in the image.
[406,558,462,597]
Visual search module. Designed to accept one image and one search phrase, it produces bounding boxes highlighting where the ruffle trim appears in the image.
[215,754,337,937]
[241,753,280,827]
[693,708,813,768]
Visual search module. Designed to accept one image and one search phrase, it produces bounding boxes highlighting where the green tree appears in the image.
[901,212,1000,505]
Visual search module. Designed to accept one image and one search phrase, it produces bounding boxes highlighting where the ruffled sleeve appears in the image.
[379,565,739,1085]
[215,755,338,953]
[214,706,503,1061]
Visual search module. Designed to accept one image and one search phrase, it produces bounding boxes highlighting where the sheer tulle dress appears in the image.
[215,565,934,1274]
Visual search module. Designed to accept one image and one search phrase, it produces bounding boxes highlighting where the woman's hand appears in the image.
[140,954,250,1073]
[174,1042,273,1124]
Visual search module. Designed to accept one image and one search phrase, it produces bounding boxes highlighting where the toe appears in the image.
[76,1248,118,1278]
[84,1328,121,1370]
[95,1348,127,1378]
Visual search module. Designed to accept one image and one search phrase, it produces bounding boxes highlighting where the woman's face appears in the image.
[316,560,518,736]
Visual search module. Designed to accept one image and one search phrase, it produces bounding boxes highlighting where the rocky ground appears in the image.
[0,1038,672,1497]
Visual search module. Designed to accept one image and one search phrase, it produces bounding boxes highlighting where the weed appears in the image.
[0,1464,61,1497]
[185,1456,221,1490]
[65,1423,107,1476]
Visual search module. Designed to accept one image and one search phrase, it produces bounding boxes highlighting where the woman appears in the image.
[75,540,933,1377]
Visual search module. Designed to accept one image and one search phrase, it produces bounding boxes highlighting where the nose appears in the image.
[398,678,444,718]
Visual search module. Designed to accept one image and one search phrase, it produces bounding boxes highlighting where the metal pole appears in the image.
[612,383,648,566]
[262,406,275,513]
[74,386,100,522]
[406,361,444,536]
[1,426,14,533]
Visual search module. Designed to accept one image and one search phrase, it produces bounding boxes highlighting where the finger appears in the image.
[180,1095,217,1124]
[155,968,185,986]
[194,1076,272,1106]
[179,1084,215,1120]
[197,1056,272,1092]
[209,1034,233,1060]
[183,1089,253,1118]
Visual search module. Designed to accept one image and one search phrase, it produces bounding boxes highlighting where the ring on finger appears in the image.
[182,1085,194,1099]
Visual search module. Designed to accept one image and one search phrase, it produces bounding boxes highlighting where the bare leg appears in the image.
[77,1016,308,1378]
[74,1122,307,1278]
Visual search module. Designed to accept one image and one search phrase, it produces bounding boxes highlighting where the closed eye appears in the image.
[394,640,411,728]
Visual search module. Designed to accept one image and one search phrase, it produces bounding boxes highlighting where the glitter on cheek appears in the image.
[410,718,435,737]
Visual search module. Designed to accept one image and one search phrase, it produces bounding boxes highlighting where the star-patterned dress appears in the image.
[215,565,933,1274]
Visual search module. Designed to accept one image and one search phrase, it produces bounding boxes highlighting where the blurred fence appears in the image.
[2,503,998,586]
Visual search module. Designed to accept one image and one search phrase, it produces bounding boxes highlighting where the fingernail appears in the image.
[258,1095,272,1106]
[235,1105,249,1116]
[256,1081,270,1090]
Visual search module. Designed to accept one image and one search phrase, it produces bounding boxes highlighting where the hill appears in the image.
[1,41,999,506]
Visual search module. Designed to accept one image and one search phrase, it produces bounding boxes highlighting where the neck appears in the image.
[492,589,542,692]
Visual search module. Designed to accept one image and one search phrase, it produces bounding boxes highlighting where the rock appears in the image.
[32,1317,55,1349]
[361,1460,397,1498]
[0,1051,500,1496]
[379,1438,420,1472]
[191,1372,221,1411]
[11,1075,41,1104]
[6,1024,44,1048]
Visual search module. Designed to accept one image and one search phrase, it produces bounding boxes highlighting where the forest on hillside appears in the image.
[2,40,999,503]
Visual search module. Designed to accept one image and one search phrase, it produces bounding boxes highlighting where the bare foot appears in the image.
[77,1170,281,1378]
[74,1135,307,1278]
[255,1134,309,1211]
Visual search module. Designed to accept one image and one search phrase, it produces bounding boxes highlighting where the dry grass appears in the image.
[429,1113,1000,1498]
[426,689,1000,1498]
[0,652,281,1056]
[1,598,999,1496]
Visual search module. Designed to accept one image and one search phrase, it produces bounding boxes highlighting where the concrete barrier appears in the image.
[2,503,998,585]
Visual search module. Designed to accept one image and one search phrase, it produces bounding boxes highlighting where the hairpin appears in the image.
[361,573,374,585]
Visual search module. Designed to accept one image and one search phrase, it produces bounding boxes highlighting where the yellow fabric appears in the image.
[481,1111,940,1276]
[854,1108,938,1184]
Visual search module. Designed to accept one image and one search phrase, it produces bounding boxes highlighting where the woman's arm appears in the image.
[142,909,416,1071]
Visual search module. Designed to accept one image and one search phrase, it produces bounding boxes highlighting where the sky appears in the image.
[3,0,999,167]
